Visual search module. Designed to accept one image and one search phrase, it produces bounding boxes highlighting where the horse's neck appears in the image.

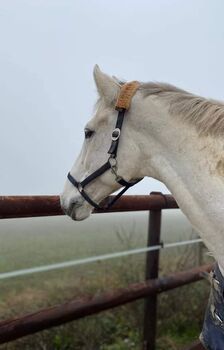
[141,96,224,272]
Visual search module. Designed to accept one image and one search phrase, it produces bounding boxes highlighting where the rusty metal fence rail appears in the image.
[0,193,208,350]
[0,193,178,219]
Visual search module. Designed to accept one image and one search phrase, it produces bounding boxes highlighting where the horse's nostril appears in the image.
[60,193,84,216]
[67,199,83,214]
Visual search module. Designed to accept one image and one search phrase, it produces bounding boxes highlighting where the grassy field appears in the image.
[0,211,213,349]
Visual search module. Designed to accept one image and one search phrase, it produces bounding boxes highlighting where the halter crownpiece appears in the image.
[67,81,143,210]
[115,81,140,110]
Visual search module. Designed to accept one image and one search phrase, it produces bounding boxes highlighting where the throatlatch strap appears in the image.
[115,81,140,110]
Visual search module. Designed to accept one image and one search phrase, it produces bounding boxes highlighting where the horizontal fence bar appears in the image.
[0,238,203,280]
[0,264,213,344]
[0,194,178,219]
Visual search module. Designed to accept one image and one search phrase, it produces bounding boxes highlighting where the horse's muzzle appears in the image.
[60,194,91,221]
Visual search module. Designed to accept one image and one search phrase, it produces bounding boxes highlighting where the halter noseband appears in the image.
[67,81,143,210]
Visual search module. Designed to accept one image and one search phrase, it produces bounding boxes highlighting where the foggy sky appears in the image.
[0,0,224,195]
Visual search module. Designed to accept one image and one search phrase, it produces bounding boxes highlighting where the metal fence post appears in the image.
[143,192,162,350]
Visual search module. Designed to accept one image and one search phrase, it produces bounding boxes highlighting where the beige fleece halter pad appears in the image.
[115,81,140,110]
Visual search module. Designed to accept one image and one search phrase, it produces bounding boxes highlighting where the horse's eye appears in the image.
[84,129,94,139]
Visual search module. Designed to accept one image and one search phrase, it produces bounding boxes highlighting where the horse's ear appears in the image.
[93,65,120,105]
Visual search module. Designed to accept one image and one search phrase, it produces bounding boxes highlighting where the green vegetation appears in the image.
[0,211,213,349]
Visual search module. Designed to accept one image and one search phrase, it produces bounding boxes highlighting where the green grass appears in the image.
[0,211,213,349]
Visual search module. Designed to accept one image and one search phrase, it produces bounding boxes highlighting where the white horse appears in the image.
[61,66,224,349]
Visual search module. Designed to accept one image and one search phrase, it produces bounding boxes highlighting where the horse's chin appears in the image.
[70,205,92,221]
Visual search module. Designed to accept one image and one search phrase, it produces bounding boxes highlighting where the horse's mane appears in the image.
[140,82,224,137]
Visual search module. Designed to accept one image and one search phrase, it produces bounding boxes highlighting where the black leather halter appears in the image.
[67,87,143,210]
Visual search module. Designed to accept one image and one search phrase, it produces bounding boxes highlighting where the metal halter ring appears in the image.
[108,156,117,168]
[111,128,121,141]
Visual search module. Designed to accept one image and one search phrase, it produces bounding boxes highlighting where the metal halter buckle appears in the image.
[109,157,119,178]
[109,156,117,168]
[111,128,121,141]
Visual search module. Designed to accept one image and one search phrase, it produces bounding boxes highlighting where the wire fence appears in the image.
[0,238,202,280]
[0,194,207,349]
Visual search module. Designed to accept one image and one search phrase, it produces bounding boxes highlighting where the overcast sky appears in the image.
[0,0,224,195]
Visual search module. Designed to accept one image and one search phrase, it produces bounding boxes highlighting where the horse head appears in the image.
[60,66,150,220]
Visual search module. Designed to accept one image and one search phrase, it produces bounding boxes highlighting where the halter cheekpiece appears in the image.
[67,81,143,210]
